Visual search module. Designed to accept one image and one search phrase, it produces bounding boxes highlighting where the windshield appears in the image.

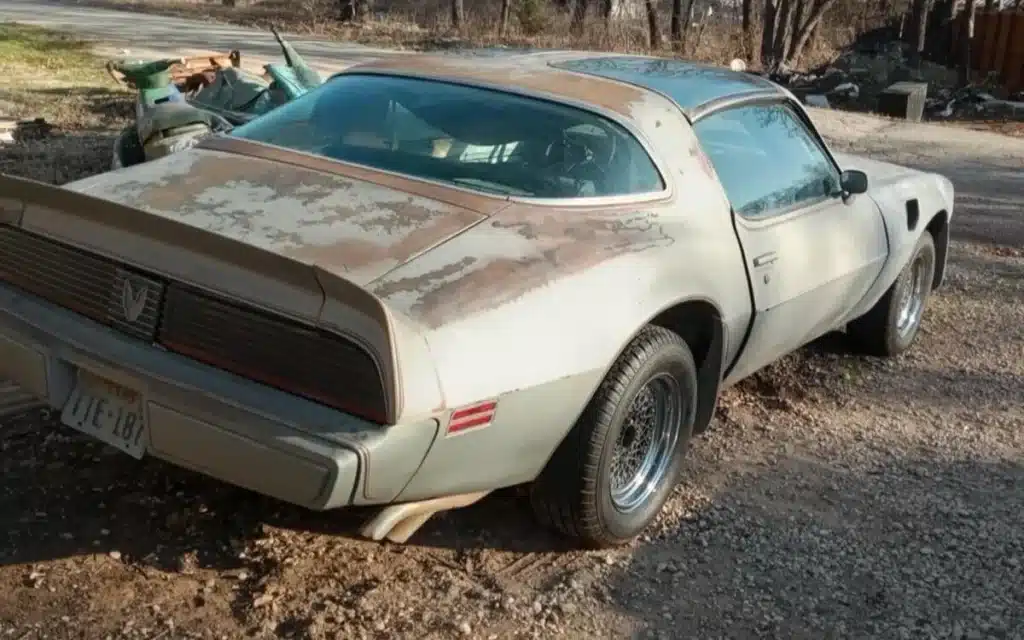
[229,73,665,199]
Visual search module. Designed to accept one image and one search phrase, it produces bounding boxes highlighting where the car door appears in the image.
[692,100,888,384]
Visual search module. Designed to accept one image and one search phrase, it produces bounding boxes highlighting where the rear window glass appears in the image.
[229,73,665,199]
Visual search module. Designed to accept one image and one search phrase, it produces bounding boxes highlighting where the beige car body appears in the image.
[0,51,954,542]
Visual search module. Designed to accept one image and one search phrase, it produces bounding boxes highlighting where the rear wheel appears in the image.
[848,232,936,357]
[529,326,698,548]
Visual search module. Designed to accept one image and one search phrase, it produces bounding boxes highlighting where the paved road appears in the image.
[0,0,407,72]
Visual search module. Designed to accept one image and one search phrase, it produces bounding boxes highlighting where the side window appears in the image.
[692,103,841,217]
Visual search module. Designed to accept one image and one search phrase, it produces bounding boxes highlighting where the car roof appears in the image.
[342,50,786,122]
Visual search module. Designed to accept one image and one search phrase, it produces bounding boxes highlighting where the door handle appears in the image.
[752,252,778,268]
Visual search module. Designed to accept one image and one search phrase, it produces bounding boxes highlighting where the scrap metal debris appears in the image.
[764,36,1024,128]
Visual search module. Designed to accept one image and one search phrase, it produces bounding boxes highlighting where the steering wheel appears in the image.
[541,130,618,195]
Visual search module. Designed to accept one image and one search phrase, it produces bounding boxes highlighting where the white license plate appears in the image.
[60,370,148,459]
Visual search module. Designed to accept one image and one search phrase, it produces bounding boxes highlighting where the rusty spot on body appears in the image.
[373,203,675,327]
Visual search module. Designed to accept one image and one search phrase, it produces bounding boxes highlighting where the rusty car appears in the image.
[0,51,954,548]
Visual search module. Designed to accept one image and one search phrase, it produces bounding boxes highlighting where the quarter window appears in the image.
[692,103,841,217]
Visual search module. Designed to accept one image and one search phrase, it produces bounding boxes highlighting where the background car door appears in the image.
[692,101,888,384]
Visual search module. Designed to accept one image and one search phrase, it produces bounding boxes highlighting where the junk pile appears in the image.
[107,26,322,169]
[769,37,1024,124]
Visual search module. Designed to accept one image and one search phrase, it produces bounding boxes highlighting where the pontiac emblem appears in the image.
[121,279,148,323]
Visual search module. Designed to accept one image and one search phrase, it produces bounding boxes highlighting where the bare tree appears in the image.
[959,0,977,83]
[771,0,796,67]
[337,0,372,21]
[356,0,372,21]
[671,0,684,44]
[909,0,935,62]
[761,0,779,68]
[571,0,590,36]
[645,0,662,48]
[742,0,755,60]
[499,0,513,36]
[451,0,465,30]
[787,0,841,67]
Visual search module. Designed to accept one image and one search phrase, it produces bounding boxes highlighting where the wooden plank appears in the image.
[1005,12,1024,92]
[973,12,992,72]
[981,11,1001,75]
[993,11,1013,83]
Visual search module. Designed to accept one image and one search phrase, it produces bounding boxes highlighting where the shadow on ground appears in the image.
[609,454,1024,639]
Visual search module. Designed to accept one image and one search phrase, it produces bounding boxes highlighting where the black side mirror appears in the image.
[840,169,869,196]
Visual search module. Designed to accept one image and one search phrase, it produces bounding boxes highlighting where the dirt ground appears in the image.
[0,19,1023,640]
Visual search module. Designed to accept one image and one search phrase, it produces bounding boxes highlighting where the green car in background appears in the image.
[108,26,322,169]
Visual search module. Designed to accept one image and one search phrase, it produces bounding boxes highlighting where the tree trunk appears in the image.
[451,0,465,30]
[771,0,795,70]
[908,0,931,63]
[680,0,698,51]
[601,0,613,22]
[761,0,781,69]
[645,0,662,48]
[671,0,683,44]
[742,0,754,60]
[222,0,235,7]
[355,0,372,21]
[788,0,841,68]
[571,0,589,36]
[499,0,513,36]
[788,0,805,61]
[959,0,977,84]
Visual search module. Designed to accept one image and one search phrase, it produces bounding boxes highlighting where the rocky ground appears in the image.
[0,14,1023,640]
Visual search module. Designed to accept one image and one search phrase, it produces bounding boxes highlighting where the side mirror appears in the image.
[840,169,869,197]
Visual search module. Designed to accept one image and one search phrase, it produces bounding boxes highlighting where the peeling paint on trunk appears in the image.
[65,148,488,286]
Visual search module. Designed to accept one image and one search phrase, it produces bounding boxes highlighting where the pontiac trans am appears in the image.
[0,52,954,548]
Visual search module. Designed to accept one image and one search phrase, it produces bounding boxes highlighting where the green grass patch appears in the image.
[0,22,114,86]
[0,23,132,184]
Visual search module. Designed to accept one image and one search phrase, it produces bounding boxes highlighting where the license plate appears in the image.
[60,370,148,459]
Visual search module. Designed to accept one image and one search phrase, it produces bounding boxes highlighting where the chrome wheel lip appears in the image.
[609,372,683,514]
[896,253,930,339]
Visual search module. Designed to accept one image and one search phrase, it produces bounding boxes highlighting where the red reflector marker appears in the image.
[446,400,497,435]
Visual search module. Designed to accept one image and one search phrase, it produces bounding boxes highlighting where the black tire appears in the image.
[848,232,936,357]
[529,326,698,548]
[114,125,146,168]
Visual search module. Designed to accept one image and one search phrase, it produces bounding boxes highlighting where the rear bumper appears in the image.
[0,283,438,510]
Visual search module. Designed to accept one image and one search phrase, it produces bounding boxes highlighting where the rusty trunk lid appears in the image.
[63,145,502,286]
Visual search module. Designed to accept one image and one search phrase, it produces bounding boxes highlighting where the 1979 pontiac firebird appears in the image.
[0,52,954,548]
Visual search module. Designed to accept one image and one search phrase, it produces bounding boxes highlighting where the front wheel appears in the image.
[529,326,698,548]
[848,231,936,357]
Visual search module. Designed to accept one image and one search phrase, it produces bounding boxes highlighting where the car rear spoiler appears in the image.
[0,173,446,425]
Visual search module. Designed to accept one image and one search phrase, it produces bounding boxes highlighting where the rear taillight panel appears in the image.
[157,283,388,424]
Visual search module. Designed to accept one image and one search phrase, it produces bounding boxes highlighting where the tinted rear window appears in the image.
[229,73,664,199]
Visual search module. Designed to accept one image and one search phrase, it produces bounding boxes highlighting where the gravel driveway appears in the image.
[0,8,1022,636]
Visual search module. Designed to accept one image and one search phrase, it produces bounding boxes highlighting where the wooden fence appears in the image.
[953,9,1024,93]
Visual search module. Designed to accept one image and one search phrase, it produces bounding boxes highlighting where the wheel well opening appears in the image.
[650,301,718,372]
[926,210,949,289]
[650,300,723,435]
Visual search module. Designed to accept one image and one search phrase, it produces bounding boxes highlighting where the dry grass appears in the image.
[57,0,848,70]
[0,23,132,184]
